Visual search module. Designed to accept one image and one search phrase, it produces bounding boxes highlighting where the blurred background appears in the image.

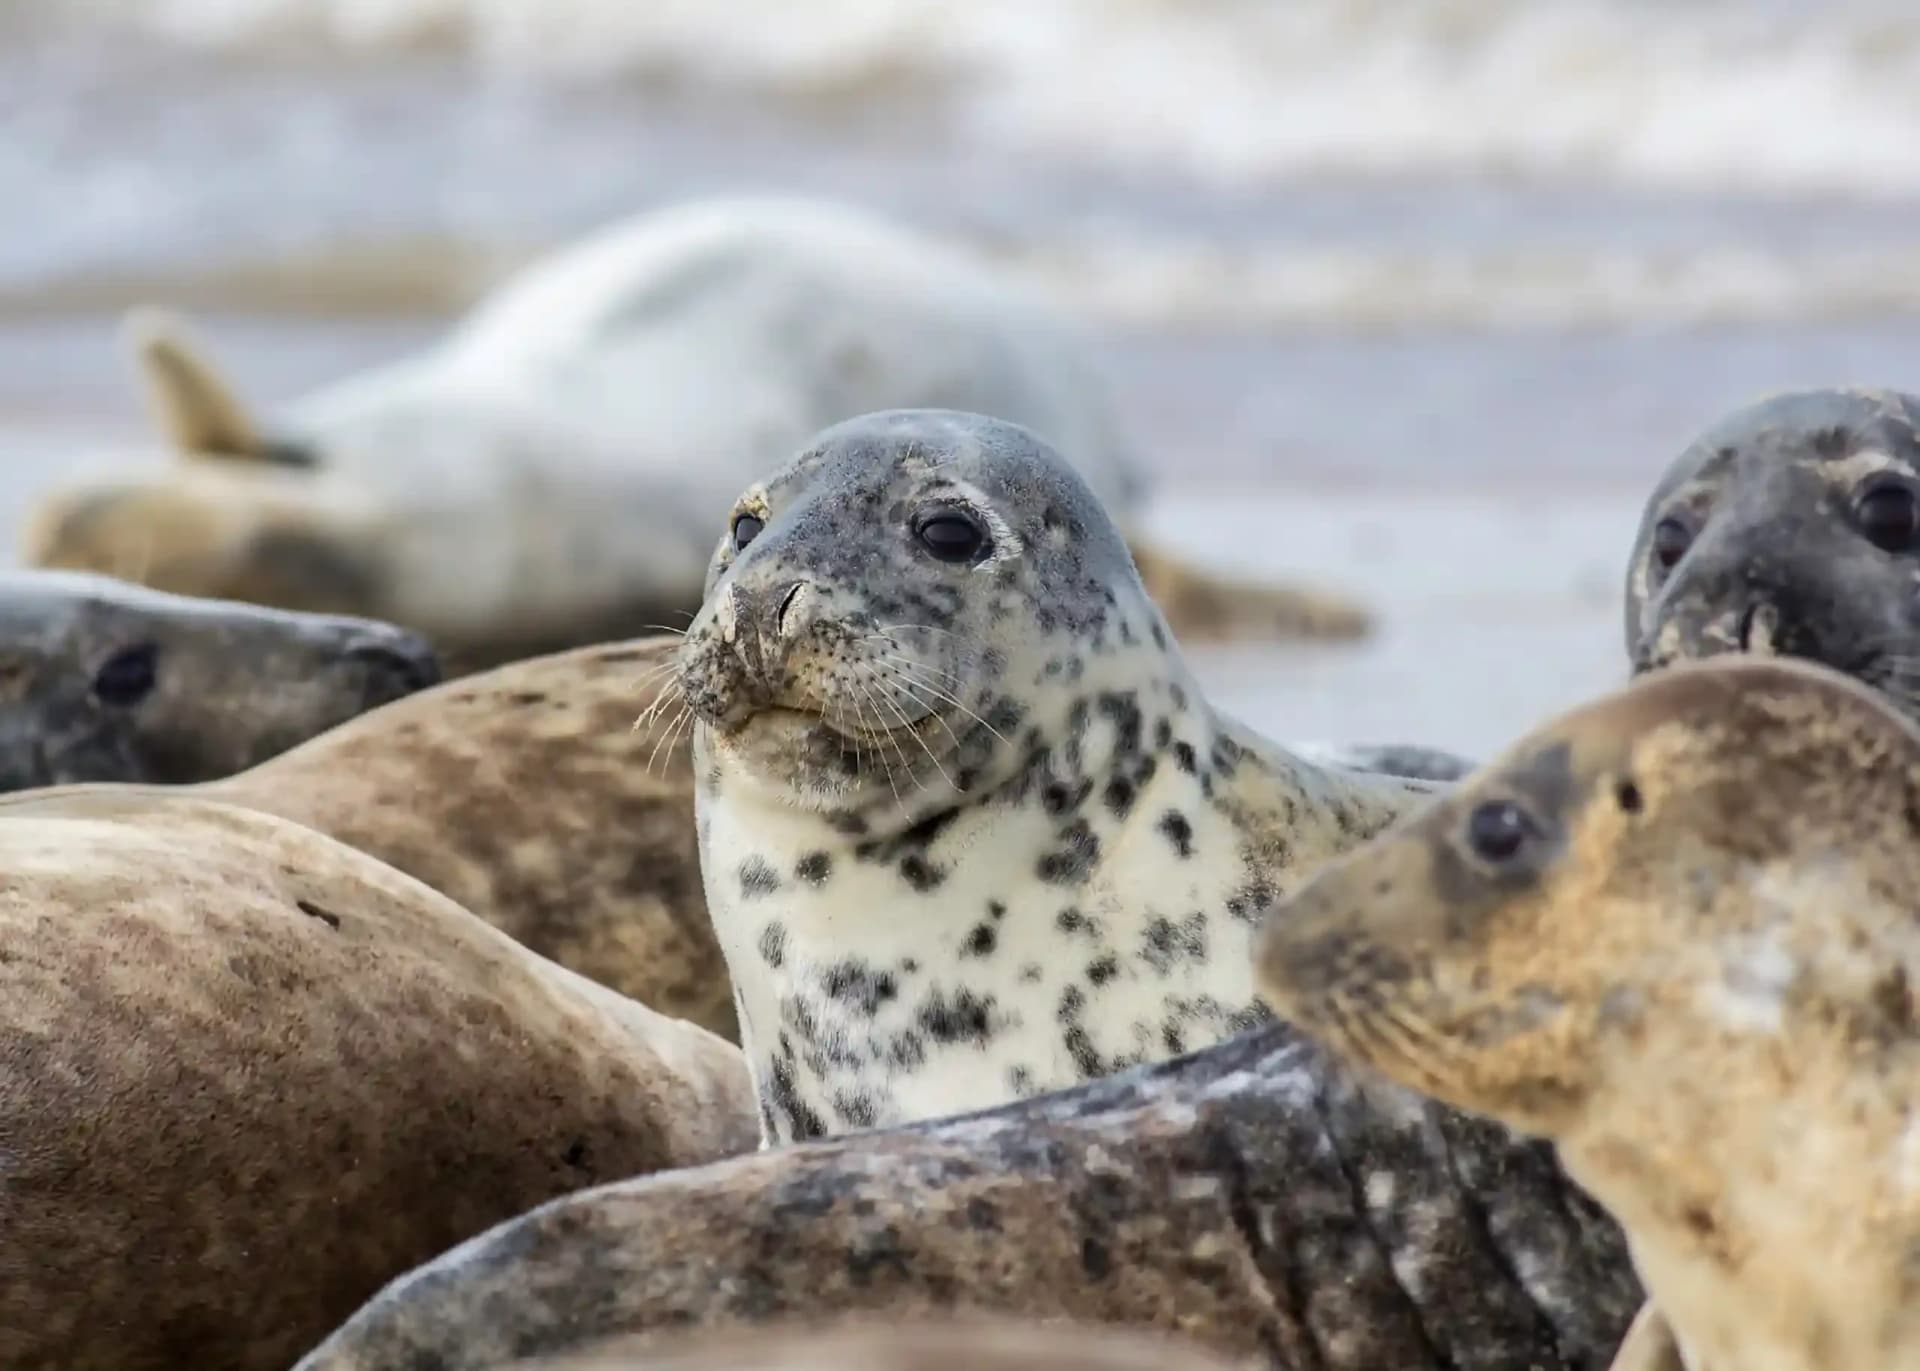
[5,0,1920,754]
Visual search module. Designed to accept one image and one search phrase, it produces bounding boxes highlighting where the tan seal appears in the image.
[1255,655,1920,1371]
[0,788,754,1371]
[22,197,1369,669]
[30,636,731,1038]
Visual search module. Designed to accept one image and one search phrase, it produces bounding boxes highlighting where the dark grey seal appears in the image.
[0,569,439,788]
[1625,387,1920,707]
[294,1024,1641,1371]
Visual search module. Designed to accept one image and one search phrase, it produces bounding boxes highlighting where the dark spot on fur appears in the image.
[1038,820,1100,884]
[1158,810,1194,857]
[795,852,832,884]
[823,962,899,1016]
[900,854,946,891]
[1154,719,1172,749]
[1081,1237,1113,1278]
[509,691,547,707]
[918,988,1000,1046]
[562,1138,590,1169]
[759,922,788,968]
[1103,776,1136,818]
[1087,955,1119,987]
[961,923,998,958]
[739,857,781,898]
[1616,780,1642,814]
[1173,741,1197,774]
[295,900,341,931]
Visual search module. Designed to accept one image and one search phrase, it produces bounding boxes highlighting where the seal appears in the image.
[671,408,1438,1142]
[0,568,438,788]
[1626,387,1920,706]
[0,787,754,1371]
[1254,655,1920,1371]
[195,636,731,1037]
[21,196,1370,669]
[293,1022,1640,1371]
[494,1320,1244,1371]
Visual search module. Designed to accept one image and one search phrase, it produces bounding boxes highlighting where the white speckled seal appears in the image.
[672,409,1439,1143]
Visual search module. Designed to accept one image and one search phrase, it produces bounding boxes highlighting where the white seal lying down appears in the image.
[23,196,1371,669]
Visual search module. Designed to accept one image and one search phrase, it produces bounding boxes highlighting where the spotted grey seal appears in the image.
[1255,656,1920,1371]
[0,787,753,1371]
[0,568,437,788]
[670,408,1437,1141]
[294,1021,1639,1371]
[1626,388,1920,703]
[21,197,1369,669]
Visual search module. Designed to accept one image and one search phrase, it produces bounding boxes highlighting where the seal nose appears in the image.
[1737,600,1781,655]
[343,628,443,706]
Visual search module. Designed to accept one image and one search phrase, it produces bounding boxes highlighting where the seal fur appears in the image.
[0,569,437,788]
[674,409,1437,1141]
[294,1022,1640,1371]
[23,198,1369,668]
[1256,656,1920,1371]
[0,787,753,1371]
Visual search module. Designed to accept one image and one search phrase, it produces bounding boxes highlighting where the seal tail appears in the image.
[1127,540,1374,645]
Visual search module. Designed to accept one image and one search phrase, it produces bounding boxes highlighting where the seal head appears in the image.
[0,570,439,789]
[1626,388,1920,708]
[1257,657,1920,1371]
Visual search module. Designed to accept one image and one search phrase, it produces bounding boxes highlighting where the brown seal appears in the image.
[1255,656,1920,1371]
[0,788,754,1371]
[34,635,731,1039]
[500,1320,1246,1371]
[0,568,438,789]
[292,1023,1640,1371]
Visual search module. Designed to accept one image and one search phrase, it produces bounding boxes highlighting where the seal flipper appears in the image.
[122,307,269,460]
[1127,538,1373,644]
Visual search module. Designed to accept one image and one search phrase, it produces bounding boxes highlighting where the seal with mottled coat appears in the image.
[1256,656,1920,1371]
[294,1021,1640,1371]
[672,409,1436,1141]
[22,197,1369,669]
[0,788,753,1371]
[0,568,437,788]
[1626,387,1920,700]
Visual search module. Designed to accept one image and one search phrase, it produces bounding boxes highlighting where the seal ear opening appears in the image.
[121,308,267,461]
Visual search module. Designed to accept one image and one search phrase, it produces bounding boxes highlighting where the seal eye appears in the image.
[1855,481,1920,553]
[1465,800,1532,863]
[92,643,158,707]
[1650,516,1692,571]
[913,510,987,564]
[732,514,765,553]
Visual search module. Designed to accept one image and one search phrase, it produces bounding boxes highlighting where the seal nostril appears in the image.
[346,640,443,696]
[775,582,804,636]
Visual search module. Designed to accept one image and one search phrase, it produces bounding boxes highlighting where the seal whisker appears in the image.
[640,623,690,637]
[646,702,693,776]
[873,665,968,757]
[871,655,1010,747]
[868,673,959,794]
[853,681,906,807]
[865,645,974,689]
[856,674,929,794]
[630,679,686,734]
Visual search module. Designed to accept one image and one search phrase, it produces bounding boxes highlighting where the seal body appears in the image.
[0,788,753,1371]
[1256,657,1920,1371]
[23,198,1367,667]
[0,569,437,789]
[676,409,1435,1141]
[293,1024,1639,1371]
[1626,388,1920,711]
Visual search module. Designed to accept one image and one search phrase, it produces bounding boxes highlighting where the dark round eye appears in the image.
[913,510,987,564]
[1855,480,1920,553]
[732,514,764,552]
[1649,516,1693,570]
[1465,800,1532,863]
[92,643,158,707]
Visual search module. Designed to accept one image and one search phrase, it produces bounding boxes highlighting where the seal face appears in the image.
[675,409,1435,1143]
[0,569,439,789]
[1626,388,1920,714]
[1256,656,1920,1371]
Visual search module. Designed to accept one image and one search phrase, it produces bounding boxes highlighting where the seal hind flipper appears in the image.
[1127,538,1373,644]
[122,306,268,459]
